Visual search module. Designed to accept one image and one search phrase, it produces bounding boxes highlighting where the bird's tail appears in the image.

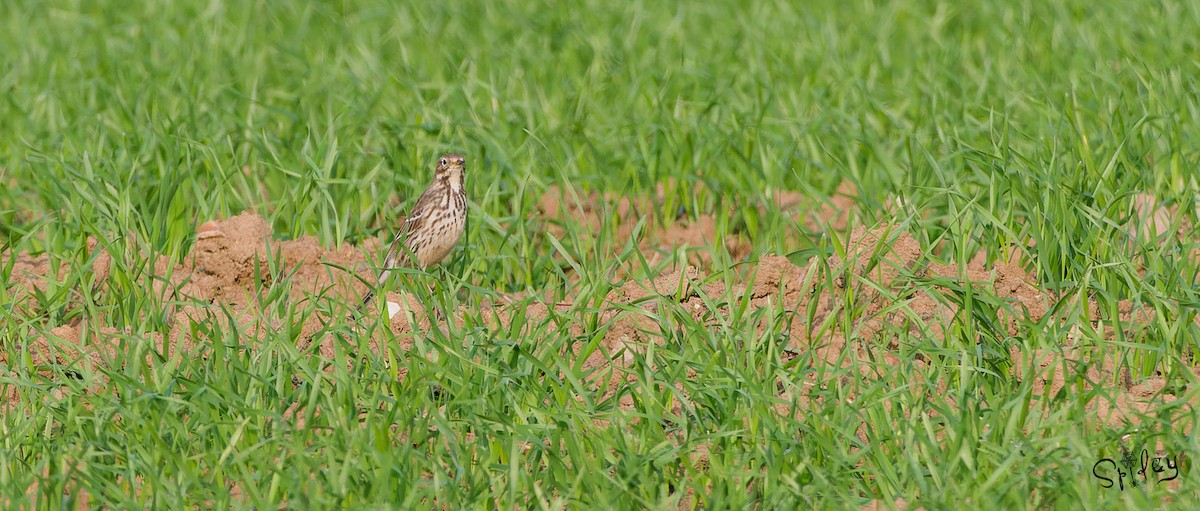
[355,266,392,316]
[357,242,412,316]
[358,289,377,310]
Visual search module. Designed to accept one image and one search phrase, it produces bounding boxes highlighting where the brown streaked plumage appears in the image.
[359,152,467,310]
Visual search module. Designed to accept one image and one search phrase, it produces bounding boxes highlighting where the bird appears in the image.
[358,153,467,312]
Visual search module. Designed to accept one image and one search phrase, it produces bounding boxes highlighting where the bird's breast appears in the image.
[411,207,466,269]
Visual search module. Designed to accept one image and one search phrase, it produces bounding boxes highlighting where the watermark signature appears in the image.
[1093,448,1183,491]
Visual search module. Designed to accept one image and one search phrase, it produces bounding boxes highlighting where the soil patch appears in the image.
[3,190,1196,434]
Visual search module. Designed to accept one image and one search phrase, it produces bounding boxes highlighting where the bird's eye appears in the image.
[440,158,447,166]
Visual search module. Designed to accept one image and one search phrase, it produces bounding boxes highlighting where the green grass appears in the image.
[2,0,1200,508]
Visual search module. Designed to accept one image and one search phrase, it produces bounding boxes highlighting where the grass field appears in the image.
[2,0,1200,508]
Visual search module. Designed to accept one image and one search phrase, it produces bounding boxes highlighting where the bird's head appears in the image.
[435,153,466,190]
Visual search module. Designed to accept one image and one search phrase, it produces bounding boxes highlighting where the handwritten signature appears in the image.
[1093,449,1183,491]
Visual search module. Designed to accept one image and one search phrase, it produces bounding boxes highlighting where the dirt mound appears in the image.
[3,187,1196,431]
[155,213,371,305]
[1129,192,1182,243]
[0,239,109,314]
[537,184,750,268]
[771,179,858,231]
[535,180,863,269]
[1013,346,1198,428]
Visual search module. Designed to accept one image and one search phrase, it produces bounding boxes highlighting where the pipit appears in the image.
[358,153,467,311]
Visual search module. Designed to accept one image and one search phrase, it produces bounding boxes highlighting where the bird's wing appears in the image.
[381,215,418,272]
[380,186,437,272]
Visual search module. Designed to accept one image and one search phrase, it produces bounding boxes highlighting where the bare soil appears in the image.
[3,186,1196,435]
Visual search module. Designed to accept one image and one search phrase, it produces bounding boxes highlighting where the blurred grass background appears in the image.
[1,0,1199,508]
